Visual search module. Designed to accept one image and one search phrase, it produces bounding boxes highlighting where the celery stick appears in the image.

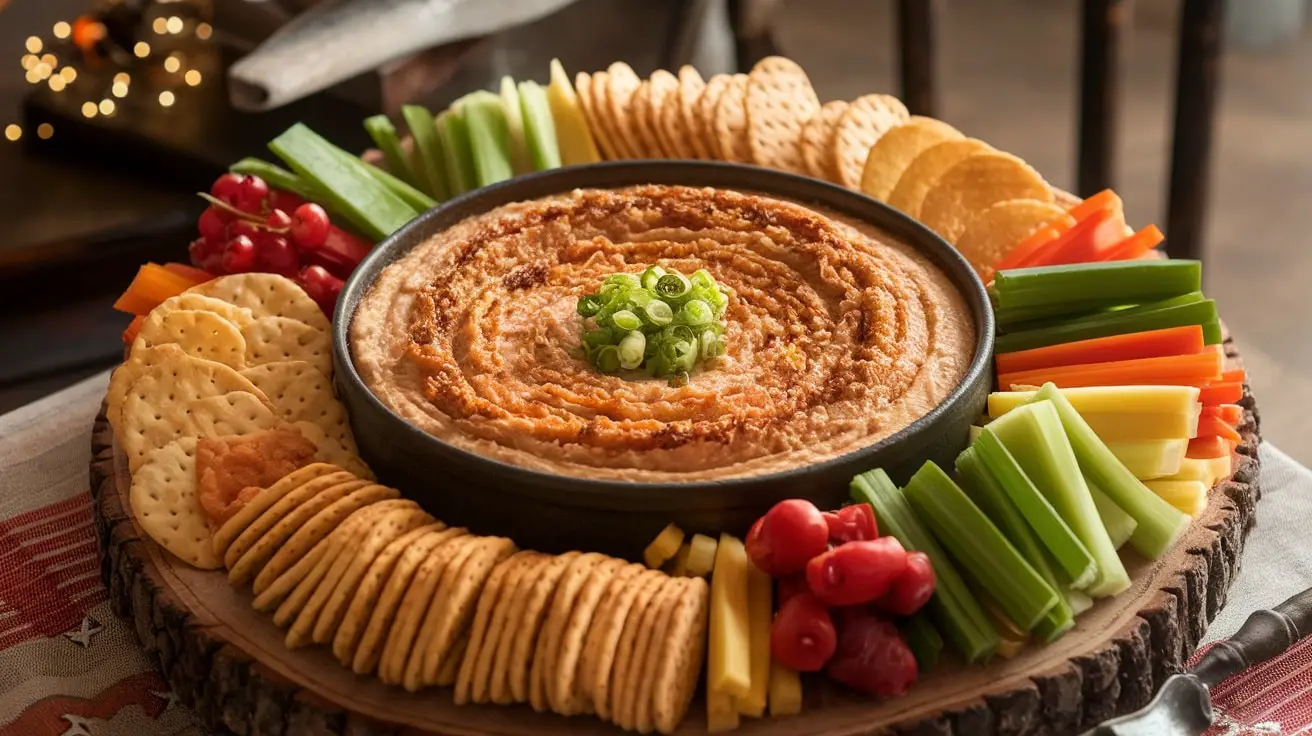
[973,429,1096,589]
[957,448,1074,641]
[899,613,942,673]
[499,76,532,175]
[904,462,1058,632]
[851,470,999,663]
[1087,478,1138,550]
[992,260,1201,310]
[519,80,562,171]
[401,104,450,201]
[268,124,417,242]
[986,401,1131,597]
[1202,320,1223,345]
[437,108,477,196]
[1066,588,1094,616]
[1032,384,1191,559]
[230,157,320,202]
[995,295,1219,353]
[359,160,436,212]
[462,91,515,188]
[363,114,418,187]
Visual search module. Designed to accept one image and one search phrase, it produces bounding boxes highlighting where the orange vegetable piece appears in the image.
[162,262,215,283]
[1098,225,1165,261]
[995,325,1205,375]
[122,315,146,346]
[112,263,200,316]
[1221,369,1246,383]
[1024,208,1127,267]
[1201,404,1243,426]
[1066,189,1123,223]
[1198,381,1243,406]
[1187,435,1236,460]
[1197,415,1241,442]
[996,348,1223,391]
[990,222,1069,275]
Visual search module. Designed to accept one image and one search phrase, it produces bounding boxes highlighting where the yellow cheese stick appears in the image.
[1158,456,1231,486]
[546,59,601,166]
[988,385,1201,417]
[737,564,772,717]
[685,533,719,578]
[707,691,740,733]
[1145,480,1209,516]
[644,523,685,568]
[666,542,692,576]
[767,661,802,717]
[708,533,751,699]
[1107,438,1188,479]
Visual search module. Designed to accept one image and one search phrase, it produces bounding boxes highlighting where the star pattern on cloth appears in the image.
[149,688,182,711]
[60,713,94,736]
[63,616,103,648]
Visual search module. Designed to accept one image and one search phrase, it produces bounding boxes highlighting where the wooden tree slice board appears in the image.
[90,338,1263,736]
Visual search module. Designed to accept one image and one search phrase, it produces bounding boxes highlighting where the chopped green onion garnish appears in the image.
[680,299,714,327]
[612,309,642,331]
[645,300,674,326]
[618,331,646,369]
[577,294,604,317]
[595,345,621,373]
[641,266,666,291]
[655,272,692,300]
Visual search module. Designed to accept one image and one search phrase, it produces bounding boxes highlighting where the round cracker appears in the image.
[633,577,693,734]
[255,496,388,614]
[530,552,606,712]
[212,462,341,559]
[239,360,343,425]
[226,477,369,587]
[919,151,1054,243]
[351,527,468,675]
[131,309,247,369]
[577,564,649,712]
[129,438,219,569]
[954,199,1075,280]
[458,550,542,705]
[332,521,447,664]
[651,577,709,734]
[550,557,627,715]
[507,551,581,703]
[377,533,473,685]
[886,137,995,219]
[859,116,964,201]
[604,62,645,159]
[487,552,556,705]
[594,569,667,722]
[675,66,709,159]
[187,272,329,333]
[292,419,370,480]
[697,74,732,160]
[410,536,516,691]
[107,344,190,434]
[712,74,751,164]
[615,576,683,731]
[399,535,483,690]
[143,292,255,330]
[833,93,910,189]
[745,56,819,172]
[241,316,331,377]
[628,81,665,159]
[574,72,622,160]
[437,631,469,687]
[649,69,689,159]
[221,469,355,570]
[800,100,849,181]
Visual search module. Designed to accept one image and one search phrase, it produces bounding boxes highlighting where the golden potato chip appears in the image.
[628,81,665,159]
[859,116,964,201]
[745,56,819,173]
[132,309,247,369]
[574,72,622,160]
[833,93,910,188]
[188,273,329,333]
[800,100,848,181]
[212,462,342,559]
[886,138,994,219]
[129,438,220,569]
[698,74,732,160]
[649,69,689,158]
[712,74,751,164]
[955,199,1075,280]
[241,316,331,376]
[675,66,710,159]
[920,151,1054,243]
[604,62,645,159]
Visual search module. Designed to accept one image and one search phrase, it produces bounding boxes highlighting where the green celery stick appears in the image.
[1000,291,1205,333]
[1031,384,1190,559]
[230,157,325,204]
[357,158,436,212]
[461,91,515,187]
[1087,477,1138,550]
[437,108,477,196]
[1202,320,1223,345]
[500,76,532,174]
[899,613,943,673]
[268,124,417,242]
[851,469,999,663]
[973,429,1097,589]
[363,114,418,187]
[957,448,1074,642]
[995,296,1219,352]
[986,401,1131,597]
[992,260,1201,311]
[401,104,450,201]
[1066,588,1094,615]
[904,462,1059,632]
[518,80,562,171]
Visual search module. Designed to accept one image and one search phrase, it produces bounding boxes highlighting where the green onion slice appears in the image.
[618,331,646,369]
[595,345,621,373]
[612,309,642,331]
[645,300,674,326]
[641,266,666,291]
[655,272,692,300]
[679,299,714,327]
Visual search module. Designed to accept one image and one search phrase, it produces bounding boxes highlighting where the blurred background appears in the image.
[0,0,1307,460]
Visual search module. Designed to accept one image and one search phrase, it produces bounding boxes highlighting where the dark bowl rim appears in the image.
[333,160,995,497]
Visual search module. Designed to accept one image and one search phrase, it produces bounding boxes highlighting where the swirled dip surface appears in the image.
[351,185,975,481]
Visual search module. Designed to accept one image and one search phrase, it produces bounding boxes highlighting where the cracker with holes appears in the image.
[647,69,687,158]
[604,62,644,159]
[833,93,910,189]
[675,66,709,159]
[745,56,819,173]
[713,74,751,164]
[800,100,849,181]
[212,462,342,559]
[575,72,622,160]
[242,316,332,376]
[129,437,222,569]
[697,74,732,160]
[530,552,605,712]
[551,557,631,715]
[187,273,330,332]
[293,419,371,479]
[131,309,248,369]
[146,292,256,329]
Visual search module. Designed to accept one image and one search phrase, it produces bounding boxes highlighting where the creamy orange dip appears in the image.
[350,185,975,481]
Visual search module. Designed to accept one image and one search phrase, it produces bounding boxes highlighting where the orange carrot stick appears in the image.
[1099,225,1165,261]
[1197,415,1242,442]
[1221,369,1246,383]
[995,325,1205,375]
[1187,436,1236,460]
[161,262,215,283]
[1026,209,1127,267]
[1066,189,1123,223]
[122,315,146,346]
[996,349,1223,391]
[991,222,1070,274]
[1199,381,1243,405]
[112,263,199,316]
[1201,404,1243,426]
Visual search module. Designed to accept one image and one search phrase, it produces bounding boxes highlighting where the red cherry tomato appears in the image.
[776,574,808,609]
[745,499,830,576]
[197,207,226,242]
[825,609,918,698]
[825,504,878,544]
[291,203,331,251]
[226,219,260,241]
[770,592,837,672]
[875,551,936,617]
[806,537,908,607]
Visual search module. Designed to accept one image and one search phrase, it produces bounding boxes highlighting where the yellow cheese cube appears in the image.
[665,542,692,576]
[707,691,740,733]
[1107,438,1188,479]
[988,385,1201,417]
[1146,480,1209,516]
[685,533,718,577]
[737,564,772,717]
[644,523,685,569]
[546,59,601,166]
[766,661,802,717]
[709,533,751,699]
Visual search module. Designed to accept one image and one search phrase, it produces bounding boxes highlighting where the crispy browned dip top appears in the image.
[352,185,974,481]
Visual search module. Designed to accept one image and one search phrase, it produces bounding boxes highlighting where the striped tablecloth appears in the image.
[1,372,1309,736]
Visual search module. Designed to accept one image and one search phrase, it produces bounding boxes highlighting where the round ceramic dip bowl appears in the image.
[334,162,994,558]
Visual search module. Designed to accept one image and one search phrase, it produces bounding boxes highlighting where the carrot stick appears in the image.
[1066,189,1123,223]
[997,349,1223,391]
[1201,404,1243,426]
[1222,369,1246,383]
[1198,381,1243,405]
[1197,415,1241,442]
[1026,209,1127,267]
[1187,436,1236,460]
[122,315,146,346]
[995,325,1205,375]
[161,262,215,283]
[1099,225,1165,261]
[112,263,198,316]
[991,222,1069,274]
